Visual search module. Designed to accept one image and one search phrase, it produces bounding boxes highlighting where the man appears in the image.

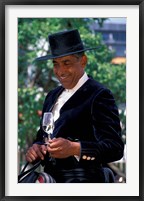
[25,29,124,183]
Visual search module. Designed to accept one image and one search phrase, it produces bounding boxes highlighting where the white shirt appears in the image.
[52,72,89,122]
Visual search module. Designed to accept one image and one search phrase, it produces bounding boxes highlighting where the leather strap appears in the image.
[18,160,41,182]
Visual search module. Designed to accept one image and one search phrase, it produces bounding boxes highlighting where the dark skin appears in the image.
[26,54,87,163]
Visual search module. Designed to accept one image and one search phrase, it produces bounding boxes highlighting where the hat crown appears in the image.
[35,29,99,61]
[48,29,84,57]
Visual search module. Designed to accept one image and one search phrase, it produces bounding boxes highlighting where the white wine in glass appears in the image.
[42,112,54,145]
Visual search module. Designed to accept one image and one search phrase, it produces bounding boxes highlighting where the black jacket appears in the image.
[35,77,124,182]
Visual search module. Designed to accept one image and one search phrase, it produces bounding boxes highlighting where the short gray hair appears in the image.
[73,52,85,58]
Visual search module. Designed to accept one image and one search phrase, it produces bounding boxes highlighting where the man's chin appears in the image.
[61,83,73,89]
[59,80,71,89]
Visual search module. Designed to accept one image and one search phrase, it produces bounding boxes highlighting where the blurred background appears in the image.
[18,17,126,183]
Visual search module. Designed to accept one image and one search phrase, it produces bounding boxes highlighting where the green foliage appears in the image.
[18,87,45,148]
[88,62,126,104]
[18,18,126,151]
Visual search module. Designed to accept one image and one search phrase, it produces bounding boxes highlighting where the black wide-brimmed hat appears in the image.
[35,29,99,61]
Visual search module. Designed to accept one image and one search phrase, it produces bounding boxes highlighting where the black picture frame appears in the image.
[0,0,143,201]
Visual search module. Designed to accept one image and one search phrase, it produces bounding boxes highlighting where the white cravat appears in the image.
[52,72,89,122]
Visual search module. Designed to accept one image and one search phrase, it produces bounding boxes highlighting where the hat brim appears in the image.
[35,47,100,62]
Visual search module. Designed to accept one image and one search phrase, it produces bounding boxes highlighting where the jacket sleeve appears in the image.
[80,89,124,164]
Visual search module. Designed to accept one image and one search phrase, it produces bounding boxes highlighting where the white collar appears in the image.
[65,72,89,93]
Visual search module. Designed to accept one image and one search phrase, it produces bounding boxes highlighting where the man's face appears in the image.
[52,54,87,89]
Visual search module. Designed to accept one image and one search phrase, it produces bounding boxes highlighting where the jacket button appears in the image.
[82,155,87,160]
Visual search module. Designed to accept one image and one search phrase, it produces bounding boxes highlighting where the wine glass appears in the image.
[42,112,55,145]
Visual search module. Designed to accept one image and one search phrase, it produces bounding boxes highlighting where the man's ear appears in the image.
[81,55,87,68]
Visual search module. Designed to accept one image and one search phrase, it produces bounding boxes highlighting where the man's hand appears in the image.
[25,143,47,163]
[47,137,81,159]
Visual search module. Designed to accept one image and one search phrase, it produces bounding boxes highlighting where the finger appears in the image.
[36,150,45,160]
[28,148,38,158]
[49,140,61,148]
[30,145,45,160]
[48,146,62,153]
[26,153,36,162]
[41,145,47,155]
[26,156,33,163]
[26,148,37,161]
[50,137,56,142]
[48,138,57,146]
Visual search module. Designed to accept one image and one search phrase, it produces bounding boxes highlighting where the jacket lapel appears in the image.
[60,78,95,112]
